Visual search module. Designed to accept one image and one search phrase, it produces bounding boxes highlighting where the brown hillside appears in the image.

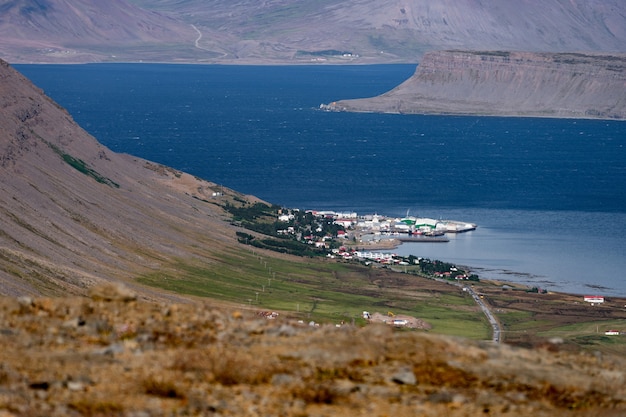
[0,0,197,63]
[0,288,624,416]
[0,58,256,298]
[1,0,625,63]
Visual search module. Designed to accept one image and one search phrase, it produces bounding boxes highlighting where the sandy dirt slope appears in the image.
[0,284,624,416]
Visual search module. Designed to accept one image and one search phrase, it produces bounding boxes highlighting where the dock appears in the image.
[397,235,449,243]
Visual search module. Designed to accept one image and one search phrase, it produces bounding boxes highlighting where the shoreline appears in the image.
[345,237,626,298]
[373,226,626,298]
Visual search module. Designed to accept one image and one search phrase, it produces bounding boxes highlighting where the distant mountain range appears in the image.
[1,0,625,63]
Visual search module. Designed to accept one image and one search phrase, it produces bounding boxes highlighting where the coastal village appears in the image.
[276,208,476,259]
[271,208,480,281]
[244,208,622,340]
[274,209,620,326]
[232,203,621,337]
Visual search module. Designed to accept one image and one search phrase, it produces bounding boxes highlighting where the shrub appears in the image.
[69,399,124,416]
[172,346,286,386]
[142,376,185,399]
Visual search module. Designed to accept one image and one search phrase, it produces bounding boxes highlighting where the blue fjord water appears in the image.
[15,64,626,296]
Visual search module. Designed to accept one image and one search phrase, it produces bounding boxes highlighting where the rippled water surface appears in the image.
[17,64,626,295]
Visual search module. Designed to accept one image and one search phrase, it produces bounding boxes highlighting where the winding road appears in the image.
[191,24,206,50]
[431,278,502,343]
[465,285,501,343]
[190,24,229,58]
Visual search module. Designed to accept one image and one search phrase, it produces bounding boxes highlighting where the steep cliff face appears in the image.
[328,51,626,120]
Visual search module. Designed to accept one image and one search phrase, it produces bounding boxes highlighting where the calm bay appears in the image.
[15,63,626,296]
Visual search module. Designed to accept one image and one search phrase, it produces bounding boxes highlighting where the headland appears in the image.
[323,50,626,120]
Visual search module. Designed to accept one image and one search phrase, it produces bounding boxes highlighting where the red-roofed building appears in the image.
[584,295,605,304]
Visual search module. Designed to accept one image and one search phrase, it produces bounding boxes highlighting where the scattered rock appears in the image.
[0,296,624,416]
[28,381,50,390]
[17,296,33,309]
[391,367,417,385]
[94,343,125,356]
[65,381,84,391]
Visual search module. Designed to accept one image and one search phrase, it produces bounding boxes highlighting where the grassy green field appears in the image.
[137,246,489,339]
[537,320,626,354]
[478,284,626,354]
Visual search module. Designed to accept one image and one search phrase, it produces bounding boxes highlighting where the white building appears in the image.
[584,296,605,304]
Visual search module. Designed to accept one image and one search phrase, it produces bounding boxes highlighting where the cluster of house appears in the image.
[312,211,475,235]
[327,249,410,264]
[257,311,279,320]
[278,209,476,242]
[277,210,358,225]
[432,269,473,280]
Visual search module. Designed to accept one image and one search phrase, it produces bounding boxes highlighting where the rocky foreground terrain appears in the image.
[0,283,624,417]
[327,51,626,120]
